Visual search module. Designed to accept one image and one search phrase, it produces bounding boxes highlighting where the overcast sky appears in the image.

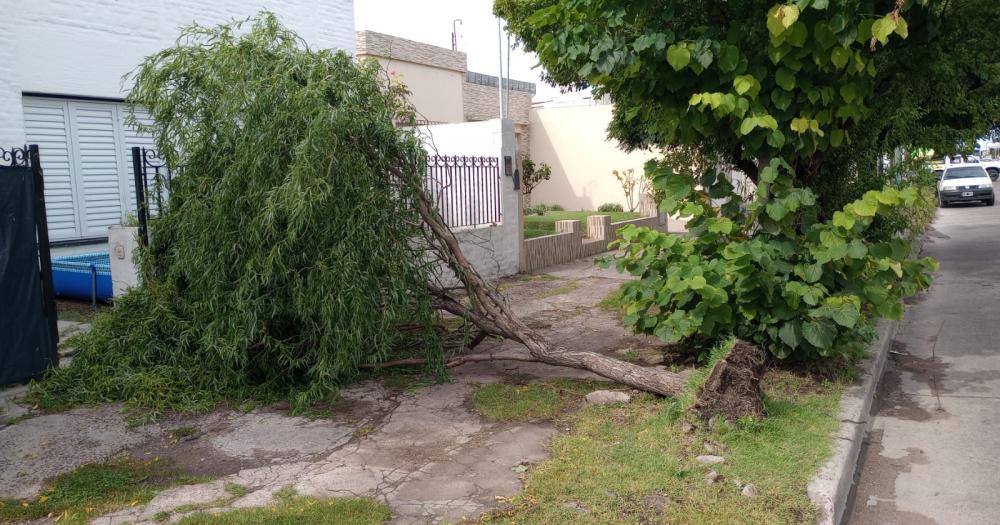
[354,0,588,104]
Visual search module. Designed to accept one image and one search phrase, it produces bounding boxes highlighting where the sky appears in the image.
[354,0,588,104]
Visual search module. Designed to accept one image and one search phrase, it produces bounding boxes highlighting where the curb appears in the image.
[806,318,897,525]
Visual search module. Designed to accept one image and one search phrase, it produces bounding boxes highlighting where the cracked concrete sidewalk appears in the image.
[1,257,660,524]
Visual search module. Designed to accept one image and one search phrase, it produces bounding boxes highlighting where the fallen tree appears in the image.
[30,13,701,417]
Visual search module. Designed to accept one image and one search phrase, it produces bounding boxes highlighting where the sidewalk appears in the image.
[847,196,1000,524]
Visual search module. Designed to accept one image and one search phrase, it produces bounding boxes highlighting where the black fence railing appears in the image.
[425,155,502,228]
[130,146,173,245]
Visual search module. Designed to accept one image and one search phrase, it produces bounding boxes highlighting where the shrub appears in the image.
[597,202,624,213]
[525,204,548,216]
[548,203,565,211]
[603,158,937,361]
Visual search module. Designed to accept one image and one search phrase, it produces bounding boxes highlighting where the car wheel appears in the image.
[987,197,995,207]
[939,196,949,208]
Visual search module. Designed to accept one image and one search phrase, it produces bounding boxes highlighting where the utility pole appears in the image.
[451,19,462,51]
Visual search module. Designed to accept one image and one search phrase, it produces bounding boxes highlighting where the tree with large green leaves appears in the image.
[496,0,999,184]
[495,0,958,361]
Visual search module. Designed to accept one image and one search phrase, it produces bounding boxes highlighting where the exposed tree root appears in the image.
[689,340,767,422]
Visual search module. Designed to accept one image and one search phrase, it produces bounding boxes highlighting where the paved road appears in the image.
[847,190,1000,524]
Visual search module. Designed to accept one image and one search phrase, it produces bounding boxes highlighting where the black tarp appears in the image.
[0,165,56,385]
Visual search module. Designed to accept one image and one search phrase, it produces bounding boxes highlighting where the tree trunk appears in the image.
[688,340,766,422]
[392,160,691,397]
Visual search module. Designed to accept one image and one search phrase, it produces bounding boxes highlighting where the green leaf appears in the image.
[872,16,896,45]
[790,117,810,133]
[829,301,860,328]
[768,130,786,149]
[778,322,801,349]
[830,129,845,147]
[667,44,691,70]
[803,264,823,283]
[802,320,836,349]
[760,165,779,183]
[847,240,868,259]
[853,199,877,217]
[719,45,739,72]
[831,47,850,69]
[776,67,796,90]
[787,21,808,47]
[766,200,789,220]
[832,210,855,230]
[733,75,756,95]
[739,117,757,136]
[811,0,829,9]
[840,83,857,103]
[895,17,909,38]
[689,275,708,290]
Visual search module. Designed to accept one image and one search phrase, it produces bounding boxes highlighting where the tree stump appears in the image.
[689,340,766,422]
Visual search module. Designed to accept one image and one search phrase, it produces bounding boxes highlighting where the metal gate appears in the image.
[0,145,58,385]
[130,146,173,245]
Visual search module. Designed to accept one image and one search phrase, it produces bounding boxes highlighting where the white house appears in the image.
[0,1,356,245]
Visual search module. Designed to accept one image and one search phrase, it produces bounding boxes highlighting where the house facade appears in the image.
[355,30,535,157]
[0,0,356,244]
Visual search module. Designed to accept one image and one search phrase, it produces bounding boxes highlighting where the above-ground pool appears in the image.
[51,252,113,302]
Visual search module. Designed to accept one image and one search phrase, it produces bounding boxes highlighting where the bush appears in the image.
[548,203,565,211]
[28,14,443,414]
[597,202,624,212]
[525,204,548,216]
[603,158,937,361]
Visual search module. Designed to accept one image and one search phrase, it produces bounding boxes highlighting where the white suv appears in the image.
[938,165,995,207]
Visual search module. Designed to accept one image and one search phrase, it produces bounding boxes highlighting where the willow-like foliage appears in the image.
[31,14,442,411]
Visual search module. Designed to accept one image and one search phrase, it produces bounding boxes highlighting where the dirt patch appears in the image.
[845,430,939,525]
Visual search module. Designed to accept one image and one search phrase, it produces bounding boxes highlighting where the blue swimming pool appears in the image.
[51,252,113,302]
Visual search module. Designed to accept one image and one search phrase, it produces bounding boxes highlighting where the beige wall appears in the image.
[376,58,465,123]
[528,104,655,211]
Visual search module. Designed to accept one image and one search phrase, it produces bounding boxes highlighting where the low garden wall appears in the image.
[521,214,665,273]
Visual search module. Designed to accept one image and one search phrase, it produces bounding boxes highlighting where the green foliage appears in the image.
[602,161,937,360]
[597,202,625,212]
[496,0,998,183]
[521,157,553,196]
[29,14,442,414]
[524,203,563,215]
[0,458,202,524]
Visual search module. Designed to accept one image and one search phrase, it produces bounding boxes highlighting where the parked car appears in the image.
[979,159,1000,181]
[937,165,995,207]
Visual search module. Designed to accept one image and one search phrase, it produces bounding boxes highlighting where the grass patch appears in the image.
[0,457,206,524]
[56,299,107,324]
[524,211,643,239]
[2,413,33,426]
[174,492,389,525]
[479,370,845,524]
[471,379,611,422]
[597,285,626,312]
[533,281,579,299]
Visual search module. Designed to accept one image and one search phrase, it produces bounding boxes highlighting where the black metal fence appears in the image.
[425,155,502,228]
[1,145,58,383]
[130,146,173,245]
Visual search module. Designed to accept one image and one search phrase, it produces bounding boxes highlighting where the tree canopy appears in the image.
[496,0,1000,183]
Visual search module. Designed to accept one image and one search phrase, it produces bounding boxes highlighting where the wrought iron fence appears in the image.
[130,146,173,245]
[425,155,502,228]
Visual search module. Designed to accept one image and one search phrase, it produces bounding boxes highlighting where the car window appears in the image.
[942,166,988,180]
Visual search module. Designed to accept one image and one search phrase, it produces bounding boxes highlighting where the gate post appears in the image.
[131,146,149,245]
[29,144,59,366]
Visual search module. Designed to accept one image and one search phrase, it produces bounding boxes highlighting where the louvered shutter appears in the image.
[21,99,81,240]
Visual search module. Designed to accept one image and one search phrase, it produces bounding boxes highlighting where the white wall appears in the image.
[416,119,521,282]
[529,104,655,211]
[0,0,356,146]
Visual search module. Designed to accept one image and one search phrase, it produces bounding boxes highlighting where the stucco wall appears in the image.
[0,0,356,146]
[370,58,465,124]
[528,104,656,211]
[417,119,521,283]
